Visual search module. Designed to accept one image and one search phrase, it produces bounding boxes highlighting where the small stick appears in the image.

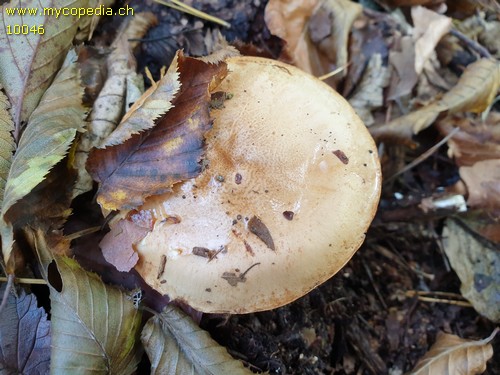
[450,28,491,59]
[154,0,230,28]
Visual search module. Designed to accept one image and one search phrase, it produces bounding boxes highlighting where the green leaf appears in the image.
[48,256,143,374]
[0,86,15,211]
[0,0,89,137]
[141,305,252,375]
[1,49,85,267]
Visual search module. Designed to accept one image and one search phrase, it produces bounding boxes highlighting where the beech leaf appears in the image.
[442,218,500,322]
[141,305,252,375]
[0,285,51,374]
[100,51,181,147]
[0,86,15,210]
[74,13,157,196]
[48,256,143,374]
[407,329,498,375]
[1,50,85,267]
[87,53,227,211]
[0,0,88,138]
[371,58,500,142]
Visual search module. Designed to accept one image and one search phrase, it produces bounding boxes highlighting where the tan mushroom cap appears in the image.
[134,56,381,313]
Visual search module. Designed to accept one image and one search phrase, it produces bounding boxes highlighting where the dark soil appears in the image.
[86,1,499,373]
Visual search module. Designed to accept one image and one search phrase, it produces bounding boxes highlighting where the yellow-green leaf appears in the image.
[0,86,15,210]
[1,50,86,266]
[141,305,252,375]
[48,256,142,374]
[0,0,88,137]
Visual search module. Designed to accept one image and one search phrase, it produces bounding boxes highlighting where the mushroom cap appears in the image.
[134,56,381,313]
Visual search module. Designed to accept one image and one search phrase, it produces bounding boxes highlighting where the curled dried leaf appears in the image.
[407,328,498,375]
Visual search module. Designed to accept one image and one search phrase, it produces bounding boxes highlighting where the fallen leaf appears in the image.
[407,328,498,374]
[442,218,500,322]
[0,285,51,374]
[141,305,252,374]
[0,86,15,210]
[48,256,143,374]
[99,219,149,272]
[460,160,500,209]
[73,14,157,196]
[87,53,227,211]
[371,58,500,142]
[412,6,452,75]
[437,113,500,166]
[0,0,88,138]
[310,0,363,84]
[100,52,180,147]
[387,35,418,100]
[264,0,321,73]
[348,53,390,126]
[1,50,85,269]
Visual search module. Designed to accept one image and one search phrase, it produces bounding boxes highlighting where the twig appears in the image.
[154,0,230,28]
[0,274,14,315]
[384,127,460,183]
[361,259,387,310]
[450,28,492,59]
[406,290,473,307]
[0,276,47,285]
[318,63,350,81]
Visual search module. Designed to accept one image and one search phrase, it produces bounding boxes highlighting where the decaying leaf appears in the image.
[387,35,418,100]
[0,285,51,374]
[100,52,180,147]
[48,256,143,374]
[412,6,452,75]
[141,305,252,375]
[0,0,88,138]
[442,218,500,322]
[348,53,390,126]
[371,58,500,142]
[87,53,227,211]
[73,13,157,196]
[74,0,116,42]
[460,160,500,209]
[437,113,500,167]
[99,219,149,272]
[1,50,85,268]
[264,0,321,72]
[265,0,362,87]
[0,86,15,210]
[407,328,498,375]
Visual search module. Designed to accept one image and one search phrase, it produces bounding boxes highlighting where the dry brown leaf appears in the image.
[74,13,157,196]
[387,36,418,100]
[460,160,500,209]
[437,113,500,166]
[0,86,15,210]
[310,0,362,84]
[371,58,500,143]
[407,329,498,375]
[264,0,320,73]
[99,219,149,272]
[348,53,390,126]
[87,54,227,211]
[412,6,452,75]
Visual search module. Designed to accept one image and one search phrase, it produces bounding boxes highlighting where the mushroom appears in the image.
[133,56,381,313]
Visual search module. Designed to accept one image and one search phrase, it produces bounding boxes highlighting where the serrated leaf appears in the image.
[48,256,143,374]
[74,14,157,196]
[100,51,180,147]
[0,285,51,374]
[0,0,88,138]
[407,329,498,375]
[372,58,500,142]
[141,305,252,375]
[87,53,227,211]
[0,86,15,210]
[1,50,85,267]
